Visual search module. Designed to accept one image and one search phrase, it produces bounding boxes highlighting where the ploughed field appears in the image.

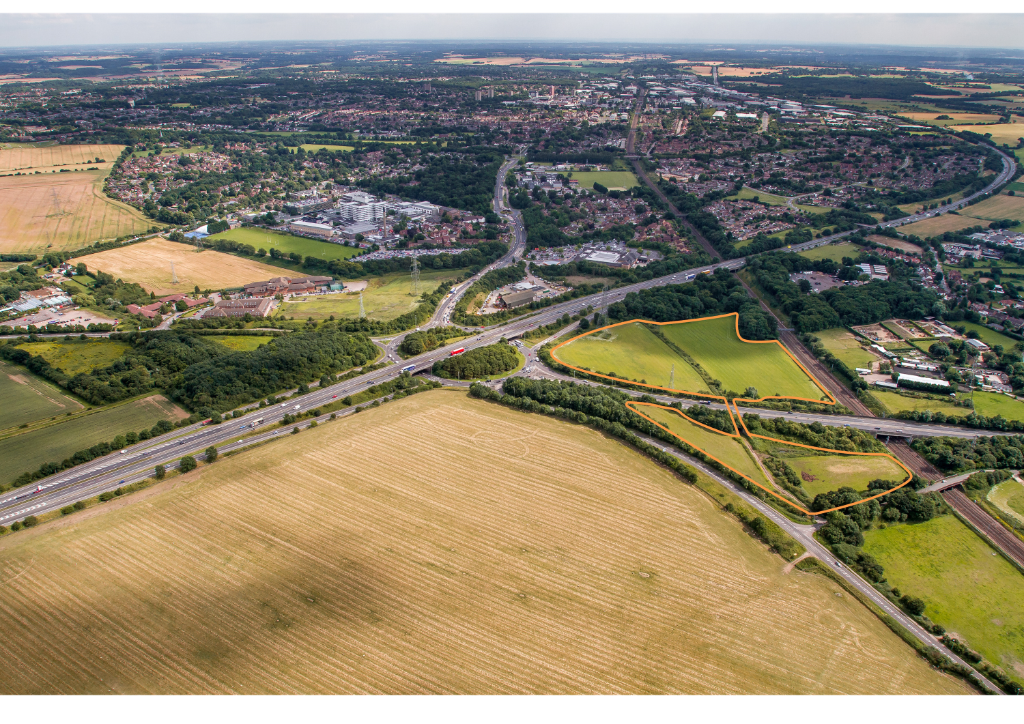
[0,391,965,694]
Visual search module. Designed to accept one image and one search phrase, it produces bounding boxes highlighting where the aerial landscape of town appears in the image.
[2,12,1024,700]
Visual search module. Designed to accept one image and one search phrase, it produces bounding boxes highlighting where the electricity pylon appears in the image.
[669,364,675,389]
[411,257,421,296]
[359,291,366,318]
[171,262,179,284]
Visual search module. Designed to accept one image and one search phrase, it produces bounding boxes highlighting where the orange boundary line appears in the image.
[550,313,912,515]
[627,401,914,516]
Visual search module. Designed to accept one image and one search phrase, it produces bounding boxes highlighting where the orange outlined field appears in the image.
[551,314,912,515]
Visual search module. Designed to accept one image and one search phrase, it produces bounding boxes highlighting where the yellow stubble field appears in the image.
[0,170,153,254]
[0,143,124,173]
[0,391,966,694]
[70,238,287,294]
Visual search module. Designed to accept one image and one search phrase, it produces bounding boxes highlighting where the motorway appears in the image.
[2,137,1016,524]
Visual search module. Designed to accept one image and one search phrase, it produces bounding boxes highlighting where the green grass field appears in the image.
[205,228,362,263]
[658,316,825,400]
[971,391,1024,422]
[988,478,1024,524]
[729,187,789,206]
[784,454,907,498]
[863,515,1024,682]
[554,322,709,391]
[0,394,188,484]
[205,336,274,352]
[871,390,965,417]
[639,405,768,486]
[959,321,1019,351]
[571,171,639,190]
[814,328,877,370]
[14,339,129,376]
[797,242,862,262]
[0,360,83,430]
[277,269,462,322]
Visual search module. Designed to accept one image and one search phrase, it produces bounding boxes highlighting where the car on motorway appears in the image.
[332,394,338,398]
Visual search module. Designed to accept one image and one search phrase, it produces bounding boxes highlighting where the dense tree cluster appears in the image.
[913,434,1024,471]
[605,268,777,339]
[169,326,378,410]
[360,150,503,216]
[742,413,884,453]
[398,326,466,356]
[432,342,518,380]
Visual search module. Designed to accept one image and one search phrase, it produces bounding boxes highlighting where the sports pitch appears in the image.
[0,391,964,694]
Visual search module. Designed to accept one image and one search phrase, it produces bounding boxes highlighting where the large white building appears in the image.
[336,191,387,223]
[287,220,335,240]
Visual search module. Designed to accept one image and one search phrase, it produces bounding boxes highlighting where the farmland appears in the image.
[782,453,908,498]
[814,328,877,370]
[970,392,1024,423]
[865,235,923,255]
[0,143,123,174]
[0,391,964,694]
[553,322,709,392]
[658,316,825,400]
[863,515,1024,684]
[0,394,188,484]
[959,193,1024,224]
[948,122,1024,145]
[797,242,861,262]
[276,269,462,322]
[898,112,1003,127]
[0,170,155,254]
[205,227,362,263]
[0,360,83,430]
[570,171,639,190]
[897,214,985,238]
[636,404,769,487]
[15,339,129,376]
[70,238,286,294]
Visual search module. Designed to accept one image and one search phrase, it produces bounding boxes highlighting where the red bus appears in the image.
[450,348,465,356]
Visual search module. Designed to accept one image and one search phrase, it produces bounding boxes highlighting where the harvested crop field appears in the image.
[948,122,1024,146]
[898,214,986,238]
[70,238,286,294]
[0,143,122,174]
[866,235,923,254]
[0,171,154,254]
[960,194,1024,224]
[0,391,964,694]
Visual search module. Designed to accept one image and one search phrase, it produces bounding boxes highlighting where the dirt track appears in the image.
[943,487,1024,569]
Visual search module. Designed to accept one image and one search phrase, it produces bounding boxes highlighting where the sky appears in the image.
[0,13,1023,50]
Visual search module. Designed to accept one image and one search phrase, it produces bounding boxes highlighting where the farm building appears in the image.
[242,276,334,298]
[205,298,275,319]
[127,293,208,319]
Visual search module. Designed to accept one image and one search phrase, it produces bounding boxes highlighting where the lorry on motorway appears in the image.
[200,418,212,425]
[253,417,265,426]
[401,364,415,373]
[685,273,695,281]
[450,348,465,356]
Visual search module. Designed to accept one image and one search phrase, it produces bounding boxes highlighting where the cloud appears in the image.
[0,14,1022,49]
